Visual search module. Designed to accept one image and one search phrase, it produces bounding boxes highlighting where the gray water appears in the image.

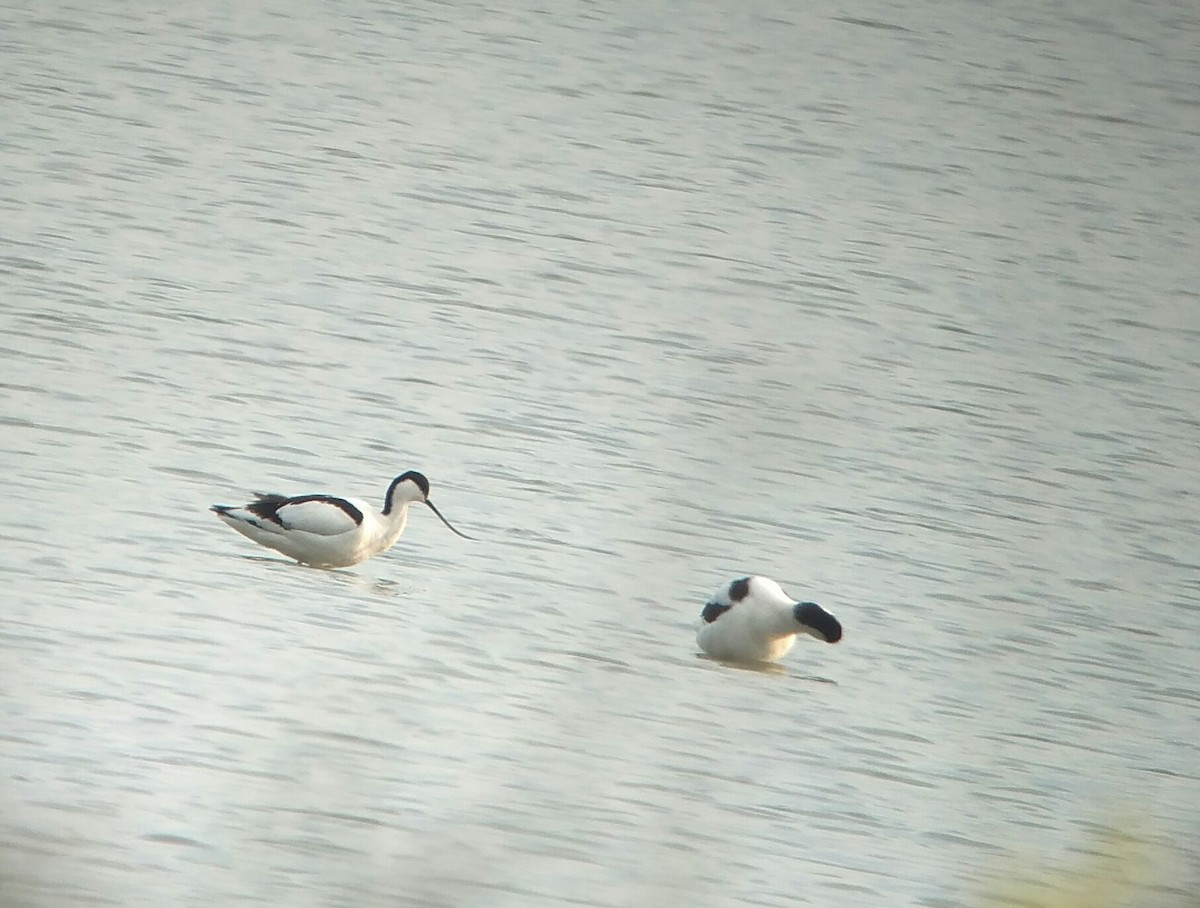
[2,1,1198,905]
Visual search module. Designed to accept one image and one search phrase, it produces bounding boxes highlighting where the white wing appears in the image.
[273,497,365,536]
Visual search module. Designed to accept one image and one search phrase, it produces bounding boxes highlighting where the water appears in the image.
[2,0,1198,905]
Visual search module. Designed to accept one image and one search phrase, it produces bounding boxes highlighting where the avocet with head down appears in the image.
[697,576,842,664]
[211,470,473,568]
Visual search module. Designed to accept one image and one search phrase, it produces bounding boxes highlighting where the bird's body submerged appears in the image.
[696,576,842,664]
[211,471,471,568]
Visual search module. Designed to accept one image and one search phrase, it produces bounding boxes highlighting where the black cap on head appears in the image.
[396,470,430,498]
[793,601,842,643]
[383,470,430,515]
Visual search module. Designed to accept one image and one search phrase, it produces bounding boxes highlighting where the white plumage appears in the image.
[696,576,842,664]
[211,470,472,568]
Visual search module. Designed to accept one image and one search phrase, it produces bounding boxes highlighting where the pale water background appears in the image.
[1,0,1198,905]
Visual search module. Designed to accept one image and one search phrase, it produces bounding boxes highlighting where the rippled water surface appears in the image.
[2,1,1198,905]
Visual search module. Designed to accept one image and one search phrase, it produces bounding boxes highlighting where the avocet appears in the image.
[211,470,472,568]
[697,576,842,663]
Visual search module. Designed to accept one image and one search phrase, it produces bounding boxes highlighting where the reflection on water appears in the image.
[695,653,839,684]
[2,0,1199,905]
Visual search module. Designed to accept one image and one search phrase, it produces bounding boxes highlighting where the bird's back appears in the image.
[697,598,799,663]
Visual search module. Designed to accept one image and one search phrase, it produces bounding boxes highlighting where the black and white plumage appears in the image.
[211,470,472,568]
[697,576,842,664]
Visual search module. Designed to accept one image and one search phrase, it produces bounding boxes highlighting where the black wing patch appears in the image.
[701,601,732,624]
[246,494,364,527]
[728,577,751,602]
[245,494,291,526]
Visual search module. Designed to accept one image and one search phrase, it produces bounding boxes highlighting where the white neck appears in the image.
[745,579,804,640]
[376,501,411,547]
[760,604,805,641]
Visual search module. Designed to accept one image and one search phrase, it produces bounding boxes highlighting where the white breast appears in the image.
[697,609,798,663]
